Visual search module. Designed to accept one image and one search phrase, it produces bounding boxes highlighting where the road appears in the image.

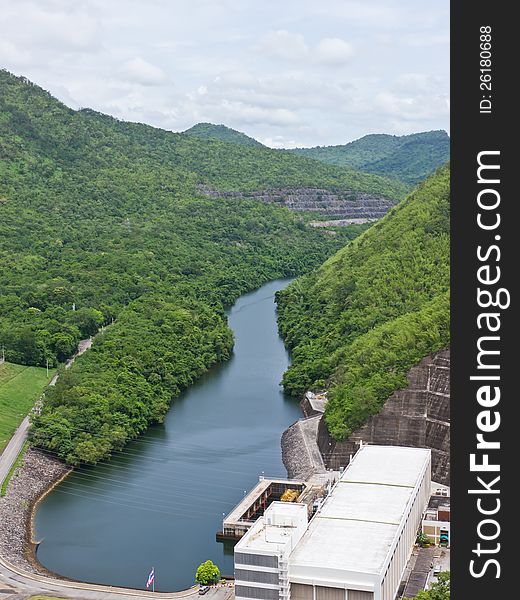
[0,338,93,488]
[0,552,233,600]
[0,417,31,490]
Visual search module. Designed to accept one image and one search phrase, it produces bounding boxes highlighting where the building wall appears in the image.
[235,584,280,600]
[235,553,280,600]
[379,459,431,600]
[291,583,313,600]
[235,553,279,569]
[290,584,374,600]
[348,592,373,600]
[422,520,450,545]
[316,586,345,600]
[234,504,309,600]
[236,569,280,585]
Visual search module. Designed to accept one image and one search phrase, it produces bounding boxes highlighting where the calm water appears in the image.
[35,279,300,591]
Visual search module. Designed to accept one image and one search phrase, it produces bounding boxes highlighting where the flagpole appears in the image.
[153,567,155,593]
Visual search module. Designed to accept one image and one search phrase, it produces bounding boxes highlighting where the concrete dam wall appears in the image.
[282,348,450,486]
[317,348,450,485]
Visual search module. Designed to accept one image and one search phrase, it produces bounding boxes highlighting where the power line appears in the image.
[35,447,264,497]
[63,472,235,508]
[66,465,248,498]
[57,481,220,515]
[50,487,209,520]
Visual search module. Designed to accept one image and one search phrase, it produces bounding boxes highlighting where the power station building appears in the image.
[234,445,431,600]
[234,502,308,600]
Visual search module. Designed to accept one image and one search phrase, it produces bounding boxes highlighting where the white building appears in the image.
[234,502,309,600]
[422,483,450,546]
[234,445,431,600]
[289,446,431,600]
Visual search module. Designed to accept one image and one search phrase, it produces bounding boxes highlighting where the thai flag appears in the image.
[146,567,155,589]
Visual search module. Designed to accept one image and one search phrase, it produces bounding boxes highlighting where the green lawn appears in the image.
[0,362,55,453]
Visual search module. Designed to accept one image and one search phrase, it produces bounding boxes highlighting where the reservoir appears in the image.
[35,279,300,591]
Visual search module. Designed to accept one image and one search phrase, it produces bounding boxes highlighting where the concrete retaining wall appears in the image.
[316,348,450,485]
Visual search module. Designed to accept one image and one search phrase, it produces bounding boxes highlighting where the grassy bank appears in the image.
[0,362,55,452]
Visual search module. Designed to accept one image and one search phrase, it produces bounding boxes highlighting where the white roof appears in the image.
[290,518,398,574]
[289,445,430,578]
[236,502,308,555]
[341,445,430,488]
[320,481,413,525]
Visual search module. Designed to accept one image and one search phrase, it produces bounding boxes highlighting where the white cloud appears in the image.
[0,1,102,54]
[119,57,168,86]
[258,30,309,62]
[0,40,33,67]
[0,0,449,147]
[375,90,449,122]
[315,38,354,65]
[216,100,300,127]
[261,136,298,149]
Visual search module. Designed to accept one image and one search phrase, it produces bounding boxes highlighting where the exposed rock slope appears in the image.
[198,185,395,220]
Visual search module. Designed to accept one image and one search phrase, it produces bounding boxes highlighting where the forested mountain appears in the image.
[276,165,450,440]
[183,122,264,147]
[0,69,383,464]
[288,131,450,185]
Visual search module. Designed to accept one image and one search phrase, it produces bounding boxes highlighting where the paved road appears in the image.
[0,338,93,488]
[0,417,31,491]
[0,552,234,600]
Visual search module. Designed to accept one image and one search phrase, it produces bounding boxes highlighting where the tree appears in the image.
[70,307,104,337]
[416,532,434,547]
[52,332,77,362]
[407,572,450,599]
[195,560,220,585]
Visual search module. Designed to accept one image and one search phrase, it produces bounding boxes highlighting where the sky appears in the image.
[0,0,449,148]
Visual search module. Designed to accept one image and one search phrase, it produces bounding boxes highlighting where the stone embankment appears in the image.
[281,415,326,480]
[0,447,70,575]
[198,185,396,220]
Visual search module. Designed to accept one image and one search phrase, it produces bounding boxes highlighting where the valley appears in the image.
[1,69,450,598]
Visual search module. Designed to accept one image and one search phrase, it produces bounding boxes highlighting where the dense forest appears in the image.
[183,122,264,147]
[288,130,450,185]
[0,70,380,464]
[276,165,450,440]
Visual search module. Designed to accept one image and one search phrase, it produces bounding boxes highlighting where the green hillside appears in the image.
[276,165,450,440]
[183,122,264,147]
[288,130,450,185]
[0,70,374,464]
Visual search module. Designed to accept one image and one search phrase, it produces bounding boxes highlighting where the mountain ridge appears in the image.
[183,122,264,147]
[287,130,450,185]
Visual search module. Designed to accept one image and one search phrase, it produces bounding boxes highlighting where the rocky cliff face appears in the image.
[198,186,396,220]
[316,348,450,484]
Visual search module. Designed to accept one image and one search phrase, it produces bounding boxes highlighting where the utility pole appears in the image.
[46,358,49,377]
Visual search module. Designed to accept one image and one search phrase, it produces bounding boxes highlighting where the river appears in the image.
[34,279,300,591]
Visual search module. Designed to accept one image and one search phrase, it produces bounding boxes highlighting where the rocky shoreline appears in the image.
[0,447,71,576]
